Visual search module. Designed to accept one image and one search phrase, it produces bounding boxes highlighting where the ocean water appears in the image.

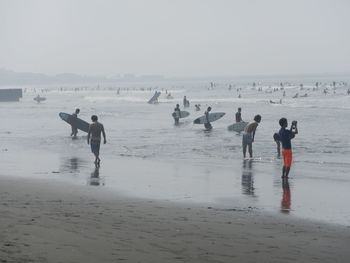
[1,81,350,226]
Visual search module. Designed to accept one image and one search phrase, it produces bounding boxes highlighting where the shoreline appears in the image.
[1,175,349,262]
[2,147,350,226]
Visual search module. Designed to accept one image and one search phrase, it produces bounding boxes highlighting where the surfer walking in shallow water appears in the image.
[71,108,80,137]
[235,107,242,123]
[87,115,107,167]
[174,104,181,125]
[204,107,212,130]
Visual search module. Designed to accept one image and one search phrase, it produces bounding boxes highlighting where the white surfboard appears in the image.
[172,111,190,119]
[193,112,225,124]
[227,121,248,132]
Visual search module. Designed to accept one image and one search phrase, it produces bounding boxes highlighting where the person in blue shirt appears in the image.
[277,118,298,178]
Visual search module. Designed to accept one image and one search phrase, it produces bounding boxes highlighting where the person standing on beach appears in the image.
[71,108,80,137]
[242,115,261,158]
[204,107,212,130]
[235,107,242,123]
[278,118,298,178]
[87,115,107,167]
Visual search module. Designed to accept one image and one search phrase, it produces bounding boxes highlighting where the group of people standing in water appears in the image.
[235,108,299,178]
[234,108,298,178]
[174,100,299,178]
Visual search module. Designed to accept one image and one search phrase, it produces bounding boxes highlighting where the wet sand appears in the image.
[1,175,349,263]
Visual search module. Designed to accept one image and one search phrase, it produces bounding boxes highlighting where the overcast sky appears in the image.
[1,0,349,77]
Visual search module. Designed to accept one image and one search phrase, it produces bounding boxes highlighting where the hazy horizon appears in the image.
[1,0,350,78]
[2,67,350,80]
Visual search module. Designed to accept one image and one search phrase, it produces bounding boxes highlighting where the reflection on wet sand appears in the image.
[60,157,84,173]
[241,160,255,196]
[281,178,291,214]
[69,157,79,171]
[89,167,104,186]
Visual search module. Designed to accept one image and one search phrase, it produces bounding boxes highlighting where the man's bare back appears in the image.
[89,122,105,138]
[87,115,106,167]
[244,121,258,133]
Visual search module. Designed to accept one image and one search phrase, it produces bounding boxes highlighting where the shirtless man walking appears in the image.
[242,115,261,158]
[87,115,106,167]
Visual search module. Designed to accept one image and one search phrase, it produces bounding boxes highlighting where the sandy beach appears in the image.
[1,175,349,263]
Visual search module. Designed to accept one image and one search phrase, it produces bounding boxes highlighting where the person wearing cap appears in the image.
[242,115,261,158]
[70,108,80,137]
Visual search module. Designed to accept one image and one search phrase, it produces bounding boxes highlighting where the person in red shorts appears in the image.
[278,118,298,178]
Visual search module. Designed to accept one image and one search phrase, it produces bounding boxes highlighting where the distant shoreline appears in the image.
[1,68,350,86]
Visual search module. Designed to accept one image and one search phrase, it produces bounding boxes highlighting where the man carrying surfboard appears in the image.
[71,108,80,137]
[235,107,242,123]
[87,115,107,167]
[242,115,261,158]
[174,104,181,125]
[204,107,212,130]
